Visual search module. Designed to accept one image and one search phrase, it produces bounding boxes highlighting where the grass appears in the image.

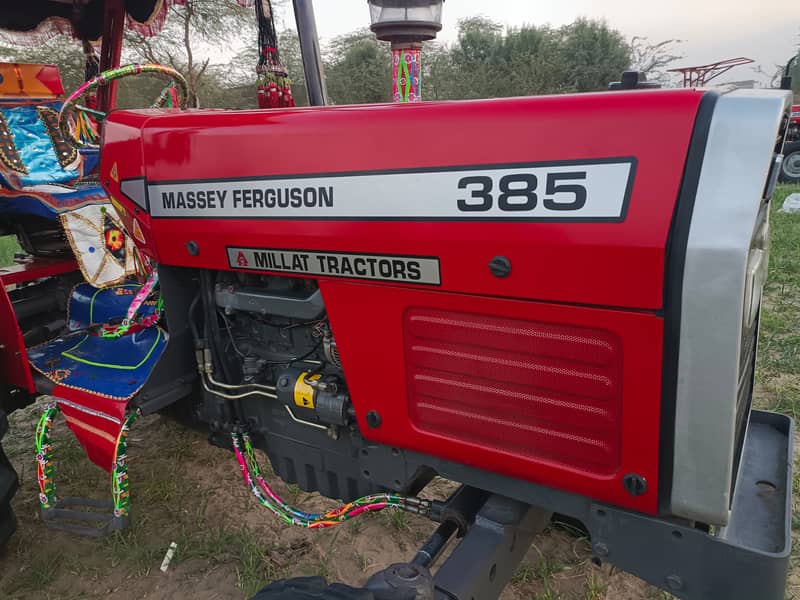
[233,527,281,597]
[0,234,20,267]
[756,184,800,418]
[759,184,800,600]
[584,571,606,599]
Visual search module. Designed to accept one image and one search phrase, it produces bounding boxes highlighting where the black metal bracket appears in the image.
[40,497,129,537]
[364,487,552,600]
[432,494,552,599]
[584,409,792,599]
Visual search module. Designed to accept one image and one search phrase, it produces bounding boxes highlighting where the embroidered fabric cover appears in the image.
[1,104,78,185]
[67,282,158,330]
[60,204,138,287]
[28,326,167,401]
[0,102,107,218]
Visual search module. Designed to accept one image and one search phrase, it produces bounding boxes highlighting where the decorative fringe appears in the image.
[125,0,187,38]
[0,0,198,46]
[255,0,294,109]
[0,18,74,47]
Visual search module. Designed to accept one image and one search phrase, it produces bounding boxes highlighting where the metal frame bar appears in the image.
[97,0,126,113]
[669,57,755,87]
[292,0,328,106]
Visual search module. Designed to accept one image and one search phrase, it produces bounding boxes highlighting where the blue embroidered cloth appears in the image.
[3,104,79,186]
[68,282,158,331]
[28,327,167,400]
[0,102,106,219]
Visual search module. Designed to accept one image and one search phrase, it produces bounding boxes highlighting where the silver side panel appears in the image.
[671,89,791,525]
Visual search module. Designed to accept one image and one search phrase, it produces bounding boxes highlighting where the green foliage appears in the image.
[123,0,257,108]
[558,18,631,93]
[410,16,635,103]
[325,29,391,105]
[0,235,20,267]
[278,30,309,106]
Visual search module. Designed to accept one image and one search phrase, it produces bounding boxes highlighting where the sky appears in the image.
[278,0,799,85]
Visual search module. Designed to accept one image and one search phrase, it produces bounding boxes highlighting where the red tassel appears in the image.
[257,86,268,109]
[283,86,294,107]
[269,82,279,108]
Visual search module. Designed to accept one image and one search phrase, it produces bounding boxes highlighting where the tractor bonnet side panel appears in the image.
[101,90,706,515]
[103,90,704,310]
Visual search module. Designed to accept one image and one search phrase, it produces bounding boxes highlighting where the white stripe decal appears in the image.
[147,159,635,221]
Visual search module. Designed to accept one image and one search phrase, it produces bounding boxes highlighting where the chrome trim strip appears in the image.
[55,398,122,425]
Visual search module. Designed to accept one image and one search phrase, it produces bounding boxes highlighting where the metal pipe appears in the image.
[97,0,125,112]
[292,0,328,106]
[284,405,328,430]
[412,520,458,568]
[206,371,276,392]
[201,375,277,400]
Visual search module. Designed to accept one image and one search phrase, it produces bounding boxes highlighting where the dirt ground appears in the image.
[0,403,676,600]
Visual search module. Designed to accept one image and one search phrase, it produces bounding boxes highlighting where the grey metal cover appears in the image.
[671,88,792,525]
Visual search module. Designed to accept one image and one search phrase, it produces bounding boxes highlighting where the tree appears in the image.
[123,0,255,107]
[278,29,308,106]
[558,18,631,93]
[426,17,563,100]
[501,25,565,96]
[0,36,86,94]
[426,16,631,101]
[630,37,683,85]
[324,29,391,105]
[439,17,504,99]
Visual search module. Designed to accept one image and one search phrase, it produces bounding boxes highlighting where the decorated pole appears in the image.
[367,0,444,103]
[392,44,422,103]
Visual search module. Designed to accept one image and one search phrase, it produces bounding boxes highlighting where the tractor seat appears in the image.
[27,282,165,401]
[0,101,105,220]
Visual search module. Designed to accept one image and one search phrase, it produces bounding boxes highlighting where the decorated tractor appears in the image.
[0,1,797,599]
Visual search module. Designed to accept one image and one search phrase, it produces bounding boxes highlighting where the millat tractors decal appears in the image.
[227,247,441,285]
[145,158,636,221]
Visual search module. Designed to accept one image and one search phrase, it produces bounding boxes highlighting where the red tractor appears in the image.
[781,103,800,182]
[0,1,796,599]
[779,55,800,183]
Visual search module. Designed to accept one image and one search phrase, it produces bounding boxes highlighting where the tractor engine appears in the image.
[207,272,350,430]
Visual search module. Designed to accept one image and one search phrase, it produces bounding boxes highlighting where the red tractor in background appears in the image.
[780,55,800,183]
[0,1,797,599]
[782,103,800,182]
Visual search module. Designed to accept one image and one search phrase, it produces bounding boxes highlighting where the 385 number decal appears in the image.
[458,172,588,213]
